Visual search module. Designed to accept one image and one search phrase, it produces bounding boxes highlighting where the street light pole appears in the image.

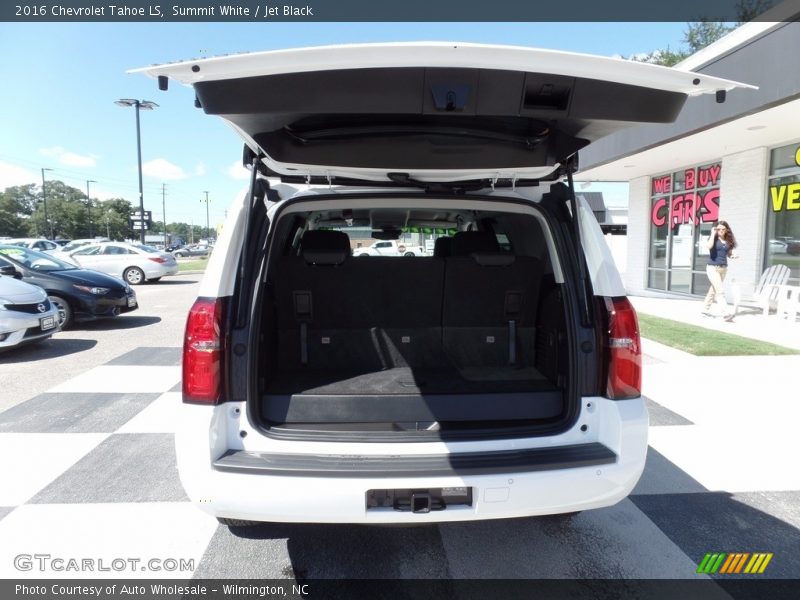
[115,98,158,244]
[40,167,53,239]
[86,179,96,238]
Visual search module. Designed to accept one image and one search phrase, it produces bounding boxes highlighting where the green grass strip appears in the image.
[177,259,208,272]
[638,313,800,356]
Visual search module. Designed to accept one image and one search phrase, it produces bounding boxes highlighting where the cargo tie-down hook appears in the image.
[326,172,332,190]
[512,174,518,192]
[491,173,500,191]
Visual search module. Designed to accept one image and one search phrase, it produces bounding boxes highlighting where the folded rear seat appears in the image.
[274,230,446,373]
[443,231,544,371]
[274,230,386,371]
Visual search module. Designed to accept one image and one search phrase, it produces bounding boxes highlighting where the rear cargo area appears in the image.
[255,204,571,436]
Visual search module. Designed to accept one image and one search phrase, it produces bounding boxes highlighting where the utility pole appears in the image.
[162,183,168,248]
[86,179,96,238]
[201,191,210,240]
[40,168,53,239]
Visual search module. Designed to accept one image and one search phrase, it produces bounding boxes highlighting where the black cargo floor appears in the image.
[266,365,554,396]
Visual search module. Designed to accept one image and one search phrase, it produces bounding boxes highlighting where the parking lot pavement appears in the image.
[0,308,797,584]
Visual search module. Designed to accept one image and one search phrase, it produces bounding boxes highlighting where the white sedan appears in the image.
[65,242,179,285]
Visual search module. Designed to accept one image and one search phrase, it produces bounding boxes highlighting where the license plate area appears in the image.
[40,316,55,330]
[366,487,472,513]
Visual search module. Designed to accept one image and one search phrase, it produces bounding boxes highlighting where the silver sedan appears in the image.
[64,242,179,285]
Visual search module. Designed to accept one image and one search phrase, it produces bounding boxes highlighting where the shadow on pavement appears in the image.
[80,315,162,331]
[0,338,97,363]
[148,278,201,285]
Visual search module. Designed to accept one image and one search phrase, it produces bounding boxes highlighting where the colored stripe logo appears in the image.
[697,552,773,574]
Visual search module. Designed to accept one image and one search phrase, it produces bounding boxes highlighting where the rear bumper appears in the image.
[145,264,179,278]
[176,397,648,524]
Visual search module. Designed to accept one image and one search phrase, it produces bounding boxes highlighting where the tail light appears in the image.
[183,297,226,404]
[148,257,167,264]
[602,296,642,400]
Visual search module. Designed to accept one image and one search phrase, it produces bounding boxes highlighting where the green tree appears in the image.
[39,180,91,239]
[0,184,37,237]
[95,198,135,241]
[169,222,211,244]
[630,21,735,67]
[629,1,773,67]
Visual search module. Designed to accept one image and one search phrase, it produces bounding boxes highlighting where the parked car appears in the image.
[52,238,109,264]
[0,271,60,351]
[172,244,210,258]
[4,238,60,253]
[0,245,138,329]
[137,42,750,527]
[768,239,788,254]
[54,238,111,257]
[353,239,427,257]
[65,242,179,285]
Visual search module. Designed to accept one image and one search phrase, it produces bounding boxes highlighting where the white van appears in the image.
[136,43,751,526]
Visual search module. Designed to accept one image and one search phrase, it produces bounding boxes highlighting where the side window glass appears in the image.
[496,233,512,252]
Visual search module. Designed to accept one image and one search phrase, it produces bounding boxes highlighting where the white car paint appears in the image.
[0,275,60,350]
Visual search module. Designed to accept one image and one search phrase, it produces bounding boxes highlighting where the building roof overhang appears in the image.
[575,96,800,182]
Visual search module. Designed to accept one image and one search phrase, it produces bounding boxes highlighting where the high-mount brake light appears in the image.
[603,296,642,400]
[183,297,226,404]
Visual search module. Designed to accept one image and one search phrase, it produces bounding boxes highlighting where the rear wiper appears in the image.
[285,125,548,149]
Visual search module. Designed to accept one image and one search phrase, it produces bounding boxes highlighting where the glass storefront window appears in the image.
[647,162,722,294]
[766,143,800,285]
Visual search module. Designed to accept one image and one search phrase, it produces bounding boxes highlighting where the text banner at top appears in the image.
[2,0,796,22]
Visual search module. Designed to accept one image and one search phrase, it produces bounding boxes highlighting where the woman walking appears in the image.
[702,220,738,321]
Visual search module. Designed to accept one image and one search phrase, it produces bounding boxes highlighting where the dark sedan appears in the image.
[0,244,138,329]
[172,244,210,258]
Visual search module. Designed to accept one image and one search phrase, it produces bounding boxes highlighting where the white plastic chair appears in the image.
[730,264,791,316]
[776,285,800,321]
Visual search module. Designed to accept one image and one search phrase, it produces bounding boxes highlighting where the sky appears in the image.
[0,21,688,229]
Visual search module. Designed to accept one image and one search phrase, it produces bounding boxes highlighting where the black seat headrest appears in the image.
[451,231,500,256]
[300,230,351,265]
[433,237,453,258]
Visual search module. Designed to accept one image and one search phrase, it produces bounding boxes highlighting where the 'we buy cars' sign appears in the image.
[650,164,721,227]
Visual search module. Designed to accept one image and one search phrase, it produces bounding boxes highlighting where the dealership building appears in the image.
[577,15,800,299]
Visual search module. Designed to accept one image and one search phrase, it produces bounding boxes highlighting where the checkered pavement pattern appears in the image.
[0,348,798,580]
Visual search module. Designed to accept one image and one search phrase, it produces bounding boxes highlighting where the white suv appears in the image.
[137,42,749,526]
